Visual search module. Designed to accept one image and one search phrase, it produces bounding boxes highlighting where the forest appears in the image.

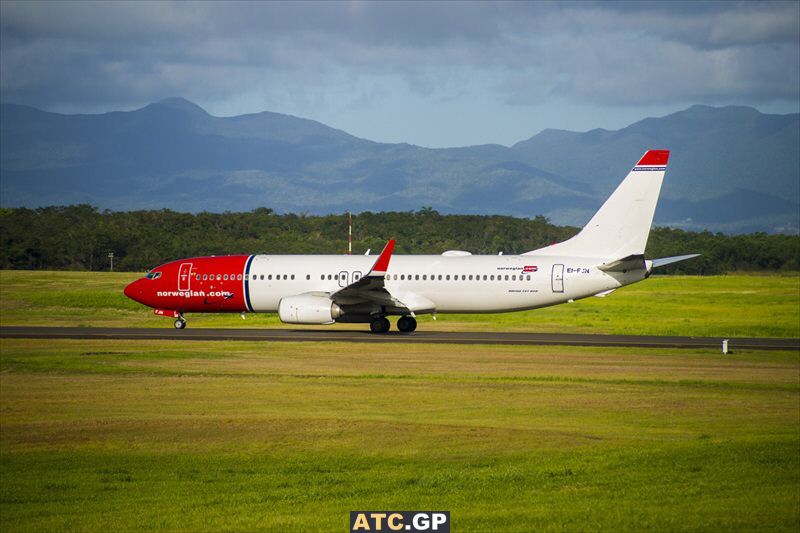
[1,205,797,274]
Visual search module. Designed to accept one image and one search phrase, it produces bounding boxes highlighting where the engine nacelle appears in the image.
[278,294,344,324]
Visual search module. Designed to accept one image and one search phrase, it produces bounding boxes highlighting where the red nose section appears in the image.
[124,279,149,306]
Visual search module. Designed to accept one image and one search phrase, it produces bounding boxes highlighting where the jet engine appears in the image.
[278,294,344,324]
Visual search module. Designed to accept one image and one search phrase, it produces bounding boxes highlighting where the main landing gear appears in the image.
[397,316,417,333]
[369,316,417,334]
[369,317,390,333]
[174,317,186,329]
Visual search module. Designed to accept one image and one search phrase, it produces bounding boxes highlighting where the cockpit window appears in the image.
[145,271,162,280]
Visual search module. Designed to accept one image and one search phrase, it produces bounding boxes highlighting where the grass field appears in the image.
[0,339,798,531]
[1,271,798,530]
[1,270,798,337]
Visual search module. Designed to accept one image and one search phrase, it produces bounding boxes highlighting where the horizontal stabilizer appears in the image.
[651,254,701,268]
[594,289,616,298]
[597,254,646,272]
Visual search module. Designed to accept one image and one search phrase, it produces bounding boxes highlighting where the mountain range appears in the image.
[1,97,797,233]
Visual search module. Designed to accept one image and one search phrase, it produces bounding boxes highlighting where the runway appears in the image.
[1,326,798,350]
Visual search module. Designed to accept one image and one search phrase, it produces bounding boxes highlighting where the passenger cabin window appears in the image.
[306,274,310,280]
[290,274,295,280]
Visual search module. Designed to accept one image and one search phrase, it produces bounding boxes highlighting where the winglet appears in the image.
[368,239,395,277]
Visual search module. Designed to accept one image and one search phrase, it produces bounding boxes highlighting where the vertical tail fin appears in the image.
[524,150,669,258]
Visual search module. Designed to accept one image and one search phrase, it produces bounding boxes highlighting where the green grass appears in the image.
[1,270,799,337]
[1,339,798,531]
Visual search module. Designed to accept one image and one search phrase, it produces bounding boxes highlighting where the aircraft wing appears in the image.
[330,239,412,311]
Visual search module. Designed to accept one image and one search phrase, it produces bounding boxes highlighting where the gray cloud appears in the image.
[1,0,797,114]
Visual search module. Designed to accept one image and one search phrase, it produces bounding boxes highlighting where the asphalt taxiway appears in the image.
[1,326,797,351]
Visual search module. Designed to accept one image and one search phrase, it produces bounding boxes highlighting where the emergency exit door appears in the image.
[551,264,564,293]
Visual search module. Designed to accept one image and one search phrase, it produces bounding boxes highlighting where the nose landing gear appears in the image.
[173,317,187,329]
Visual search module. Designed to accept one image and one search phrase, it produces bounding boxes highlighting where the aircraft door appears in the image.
[551,264,564,293]
[178,263,193,291]
[338,271,349,288]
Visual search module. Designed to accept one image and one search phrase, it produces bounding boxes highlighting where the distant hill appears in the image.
[1,98,797,233]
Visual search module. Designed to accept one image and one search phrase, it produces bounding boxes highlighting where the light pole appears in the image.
[108,252,114,272]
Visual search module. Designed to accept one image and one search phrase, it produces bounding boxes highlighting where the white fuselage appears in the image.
[245,254,645,314]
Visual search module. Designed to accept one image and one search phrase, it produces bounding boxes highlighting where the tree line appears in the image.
[1,205,797,274]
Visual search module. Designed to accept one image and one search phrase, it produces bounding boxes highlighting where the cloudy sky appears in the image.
[1,0,798,147]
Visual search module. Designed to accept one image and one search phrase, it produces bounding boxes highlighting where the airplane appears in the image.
[124,149,698,333]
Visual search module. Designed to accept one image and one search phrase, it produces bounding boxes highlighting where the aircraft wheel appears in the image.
[174,318,186,329]
[369,317,390,334]
[397,316,417,333]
